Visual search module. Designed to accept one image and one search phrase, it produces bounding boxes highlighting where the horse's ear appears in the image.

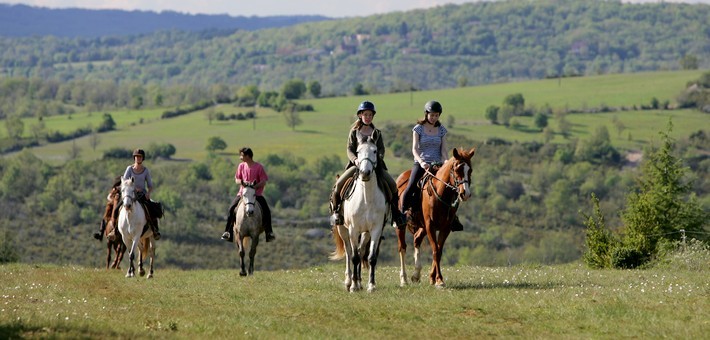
[452,148,461,159]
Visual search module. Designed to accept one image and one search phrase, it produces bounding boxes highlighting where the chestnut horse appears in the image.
[395,147,475,288]
[102,187,126,269]
[330,136,388,292]
[231,180,264,276]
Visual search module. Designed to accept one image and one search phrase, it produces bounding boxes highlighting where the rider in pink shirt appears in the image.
[221,147,275,242]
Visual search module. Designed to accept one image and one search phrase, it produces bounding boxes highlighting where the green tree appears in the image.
[582,193,617,269]
[281,79,306,100]
[679,54,698,70]
[206,136,227,152]
[620,120,708,265]
[236,85,260,107]
[308,81,322,98]
[503,93,525,115]
[283,104,302,131]
[97,113,116,132]
[484,105,499,124]
[4,114,24,142]
[533,112,548,130]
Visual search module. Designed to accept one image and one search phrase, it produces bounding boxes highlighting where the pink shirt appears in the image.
[235,161,268,196]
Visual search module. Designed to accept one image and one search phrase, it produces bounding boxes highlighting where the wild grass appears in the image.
[5,70,707,170]
[1,262,707,339]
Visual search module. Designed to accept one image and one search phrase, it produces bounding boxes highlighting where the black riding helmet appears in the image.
[357,101,376,115]
[425,100,443,114]
[132,148,146,158]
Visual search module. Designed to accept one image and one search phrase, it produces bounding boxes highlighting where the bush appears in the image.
[103,147,133,159]
[611,246,647,269]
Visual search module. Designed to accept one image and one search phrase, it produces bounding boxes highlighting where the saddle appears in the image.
[338,170,392,202]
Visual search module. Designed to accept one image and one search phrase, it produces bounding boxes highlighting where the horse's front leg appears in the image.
[336,225,353,291]
[412,228,426,283]
[367,229,384,293]
[248,237,258,275]
[126,239,137,278]
[138,244,146,277]
[432,227,451,288]
[115,242,126,270]
[147,239,154,279]
[396,227,408,287]
[237,236,247,277]
[106,242,112,270]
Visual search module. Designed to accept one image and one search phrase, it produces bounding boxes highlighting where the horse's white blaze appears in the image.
[461,163,472,200]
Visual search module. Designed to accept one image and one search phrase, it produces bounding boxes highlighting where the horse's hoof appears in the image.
[147,273,153,279]
[367,284,376,293]
[239,272,247,277]
[435,282,446,289]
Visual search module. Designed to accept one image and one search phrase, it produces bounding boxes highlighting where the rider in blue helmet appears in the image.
[328,101,406,228]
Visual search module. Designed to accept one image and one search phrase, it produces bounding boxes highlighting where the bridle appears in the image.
[424,160,469,208]
[122,185,136,209]
[356,142,378,180]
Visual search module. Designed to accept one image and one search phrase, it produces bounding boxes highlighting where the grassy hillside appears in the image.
[9,70,707,173]
[1,262,707,338]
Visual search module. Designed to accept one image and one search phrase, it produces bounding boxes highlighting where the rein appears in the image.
[424,164,465,209]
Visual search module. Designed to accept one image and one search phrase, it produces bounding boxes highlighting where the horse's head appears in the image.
[120,176,137,210]
[240,180,257,216]
[446,147,475,202]
[356,136,378,181]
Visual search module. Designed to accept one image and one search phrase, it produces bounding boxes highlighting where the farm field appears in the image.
[1,262,707,339]
[6,70,707,171]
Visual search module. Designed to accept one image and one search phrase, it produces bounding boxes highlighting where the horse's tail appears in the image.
[329,227,345,261]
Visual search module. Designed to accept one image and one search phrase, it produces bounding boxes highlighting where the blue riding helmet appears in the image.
[357,101,376,115]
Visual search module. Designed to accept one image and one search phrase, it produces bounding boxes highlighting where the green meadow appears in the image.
[5,69,707,172]
[1,262,707,339]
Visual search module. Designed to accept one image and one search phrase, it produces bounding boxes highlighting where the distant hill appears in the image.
[0,4,331,38]
[0,0,708,94]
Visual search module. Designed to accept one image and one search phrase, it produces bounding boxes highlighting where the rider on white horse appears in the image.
[221,147,276,243]
[329,100,406,228]
[123,148,161,240]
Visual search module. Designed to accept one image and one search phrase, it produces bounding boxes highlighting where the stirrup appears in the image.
[93,232,103,241]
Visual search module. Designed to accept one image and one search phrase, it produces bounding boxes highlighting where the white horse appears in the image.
[117,176,155,278]
[330,136,388,292]
[232,180,264,276]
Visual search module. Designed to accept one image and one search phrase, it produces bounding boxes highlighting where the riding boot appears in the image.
[93,220,105,241]
[264,222,275,242]
[151,218,161,240]
[222,212,235,242]
[329,192,343,226]
[391,198,406,229]
[451,215,464,232]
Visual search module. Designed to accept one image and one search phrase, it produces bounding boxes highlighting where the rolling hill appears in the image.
[0,4,330,38]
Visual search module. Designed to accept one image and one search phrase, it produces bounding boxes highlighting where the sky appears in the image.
[1,0,709,18]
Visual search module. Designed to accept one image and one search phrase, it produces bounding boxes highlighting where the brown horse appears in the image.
[102,186,126,269]
[395,147,475,288]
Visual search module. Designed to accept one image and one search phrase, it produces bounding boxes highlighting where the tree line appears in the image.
[0,0,707,96]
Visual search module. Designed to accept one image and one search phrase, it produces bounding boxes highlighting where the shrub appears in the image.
[611,246,647,269]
